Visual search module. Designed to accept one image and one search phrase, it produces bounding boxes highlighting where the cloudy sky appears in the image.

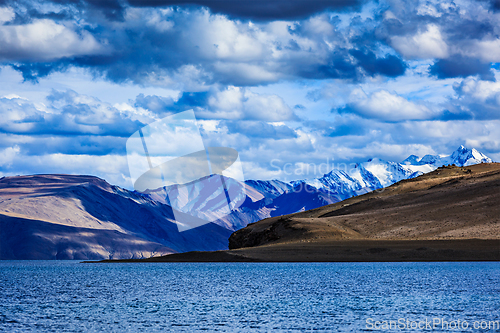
[0,0,499,187]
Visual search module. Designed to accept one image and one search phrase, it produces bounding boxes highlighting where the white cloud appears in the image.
[95,7,346,87]
[0,90,143,136]
[346,89,435,121]
[200,86,297,121]
[446,77,500,119]
[0,145,20,167]
[454,78,500,104]
[0,19,105,61]
[0,7,15,25]
[243,91,297,121]
[460,38,500,63]
[212,62,279,85]
[1,1,500,185]
[400,120,500,142]
[183,10,266,62]
[144,9,175,32]
[391,24,449,59]
[416,3,442,17]
[0,151,132,188]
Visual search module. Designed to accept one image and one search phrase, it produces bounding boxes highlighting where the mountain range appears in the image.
[0,146,494,259]
[156,145,492,232]
[101,161,500,263]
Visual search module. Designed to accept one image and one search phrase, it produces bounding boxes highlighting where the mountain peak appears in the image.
[448,145,492,166]
[402,155,420,165]
[401,146,492,167]
[365,157,385,164]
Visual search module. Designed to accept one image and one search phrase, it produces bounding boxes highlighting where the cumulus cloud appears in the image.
[0,88,303,184]
[398,120,500,153]
[205,87,297,121]
[378,0,500,78]
[462,38,500,62]
[2,85,500,185]
[1,0,500,185]
[133,87,298,121]
[0,2,411,85]
[443,77,500,120]
[0,145,20,167]
[455,78,500,103]
[0,90,144,137]
[0,6,14,24]
[0,0,497,84]
[0,19,105,62]
[340,89,436,121]
[391,24,449,59]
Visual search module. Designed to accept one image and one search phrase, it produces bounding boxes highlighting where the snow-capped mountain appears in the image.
[302,145,493,192]
[406,145,492,167]
[450,146,492,166]
[151,146,494,234]
[244,179,292,199]
[290,164,382,199]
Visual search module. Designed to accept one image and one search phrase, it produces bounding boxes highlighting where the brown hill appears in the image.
[118,163,500,262]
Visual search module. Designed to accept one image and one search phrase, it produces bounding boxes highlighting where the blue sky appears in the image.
[0,0,499,188]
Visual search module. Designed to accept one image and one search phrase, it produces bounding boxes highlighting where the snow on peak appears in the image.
[291,145,492,197]
[362,158,413,187]
[402,155,419,165]
[447,145,492,166]
[401,146,492,168]
[419,154,441,165]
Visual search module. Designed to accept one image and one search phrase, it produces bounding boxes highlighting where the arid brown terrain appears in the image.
[108,163,500,262]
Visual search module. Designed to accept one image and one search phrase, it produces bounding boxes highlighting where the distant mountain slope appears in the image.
[228,163,500,253]
[0,175,232,260]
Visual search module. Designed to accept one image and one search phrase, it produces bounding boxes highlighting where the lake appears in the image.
[1,261,499,332]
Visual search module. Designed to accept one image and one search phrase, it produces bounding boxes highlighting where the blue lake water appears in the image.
[1,261,499,332]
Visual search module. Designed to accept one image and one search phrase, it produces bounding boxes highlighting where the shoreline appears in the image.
[87,239,500,263]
